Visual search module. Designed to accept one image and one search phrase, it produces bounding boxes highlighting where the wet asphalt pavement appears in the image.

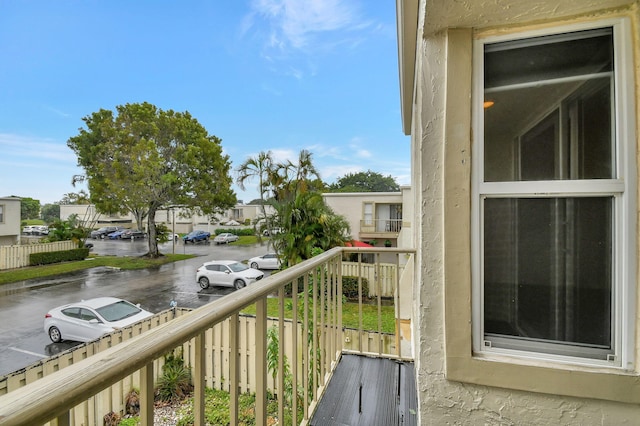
[0,238,275,376]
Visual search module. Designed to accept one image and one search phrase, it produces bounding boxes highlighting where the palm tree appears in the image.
[236,151,275,233]
[272,149,321,202]
[293,149,320,193]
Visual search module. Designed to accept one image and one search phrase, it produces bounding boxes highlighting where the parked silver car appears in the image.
[213,232,239,244]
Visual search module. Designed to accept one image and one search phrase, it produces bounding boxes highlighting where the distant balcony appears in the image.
[360,218,403,234]
[0,247,416,426]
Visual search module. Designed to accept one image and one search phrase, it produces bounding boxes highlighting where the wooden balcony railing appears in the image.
[0,247,415,426]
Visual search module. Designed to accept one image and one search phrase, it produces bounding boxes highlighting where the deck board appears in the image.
[310,354,418,426]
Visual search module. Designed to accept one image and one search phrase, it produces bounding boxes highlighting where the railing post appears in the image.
[292,278,299,425]
[395,252,402,357]
[230,313,239,425]
[376,253,383,355]
[278,287,285,424]
[54,411,70,426]
[140,362,154,426]
[194,332,205,425]
[255,297,267,425]
[357,253,363,353]
[302,272,310,421]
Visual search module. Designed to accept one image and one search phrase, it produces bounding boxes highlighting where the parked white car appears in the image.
[248,253,281,270]
[213,233,239,244]
[196,260,264,290]
[23,225,49,235]
[44,297,154,343]
[262,227,283,237]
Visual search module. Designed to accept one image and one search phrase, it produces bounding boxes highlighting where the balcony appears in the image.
[359,219,403,244]
[0,246,416,426]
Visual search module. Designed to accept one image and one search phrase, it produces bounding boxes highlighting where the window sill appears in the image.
[445,353,640,404]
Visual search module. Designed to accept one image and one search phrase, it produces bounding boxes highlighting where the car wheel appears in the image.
[251,262,259,269]
[234,279,246,290]
[198,277,210,289]
[48,326,62,343]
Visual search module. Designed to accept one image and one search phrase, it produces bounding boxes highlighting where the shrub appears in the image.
[124,389,140,415]
[155,351,192,403]
[29,248,90,266]
[102,411,120,426]
[285,275,368,300]
[342,276,370,300]
[214,227,254,236]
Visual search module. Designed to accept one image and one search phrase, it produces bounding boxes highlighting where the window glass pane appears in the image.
[484,28,614,182]
[483,197,613,358]
[363,203,373,225]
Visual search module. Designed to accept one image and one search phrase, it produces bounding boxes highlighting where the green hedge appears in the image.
[30,248,90,266]
[215,228,255,236]
[285,275,369,300]
[341,276,370,300]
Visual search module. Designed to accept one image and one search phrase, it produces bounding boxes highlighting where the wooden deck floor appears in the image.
[309,354,418,426]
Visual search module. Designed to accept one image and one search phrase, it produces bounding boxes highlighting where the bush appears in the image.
[284,275,369,300]
[29,248,90,266]
[214,228,254,236]
[342,276,370,300]
[156,351,192,403]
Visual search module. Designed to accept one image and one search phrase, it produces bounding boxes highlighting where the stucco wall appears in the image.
[411,1,640,424]
[0,198,21,244]
[323,192,404,240]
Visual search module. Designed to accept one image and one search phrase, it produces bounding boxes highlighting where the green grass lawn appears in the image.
[241,297,396,333]
[0,253,195,286]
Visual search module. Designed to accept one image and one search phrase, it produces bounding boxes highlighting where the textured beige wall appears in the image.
[0,198,21,246]
[323,192,403,240]
[411,2,640,424]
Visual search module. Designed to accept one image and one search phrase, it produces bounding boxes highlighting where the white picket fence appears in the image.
[0,241,77,270]
[341,261,398,298]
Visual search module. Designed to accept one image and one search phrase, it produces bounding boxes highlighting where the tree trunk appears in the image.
[145,209,161,258]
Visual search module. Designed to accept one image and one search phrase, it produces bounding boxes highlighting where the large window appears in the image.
[473,21,635,366]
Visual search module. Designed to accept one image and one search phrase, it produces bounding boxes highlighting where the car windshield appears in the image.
[96,301,142,322]
[228,262,249,272]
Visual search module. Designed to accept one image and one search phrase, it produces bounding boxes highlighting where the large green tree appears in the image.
[327,170,400,193]
[59,190,91,205]
[68,102,236,257]
[18,197,40,220]
[41,203,60,224]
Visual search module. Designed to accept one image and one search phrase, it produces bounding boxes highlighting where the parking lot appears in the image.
[0,237,276,376]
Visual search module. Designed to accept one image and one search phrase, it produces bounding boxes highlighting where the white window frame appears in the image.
[471,18,637,369]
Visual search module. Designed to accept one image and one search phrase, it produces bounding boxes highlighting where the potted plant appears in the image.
[384,239,392,247]
[369,239,378,246]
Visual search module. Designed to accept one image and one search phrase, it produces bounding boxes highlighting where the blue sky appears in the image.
[0,0,409,205]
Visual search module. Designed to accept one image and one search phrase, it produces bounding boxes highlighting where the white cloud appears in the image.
[251,0,361,49]
[43,105,71,118]
[321,164,362,182]
[0,133,75,163]
[269,148,297,163]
